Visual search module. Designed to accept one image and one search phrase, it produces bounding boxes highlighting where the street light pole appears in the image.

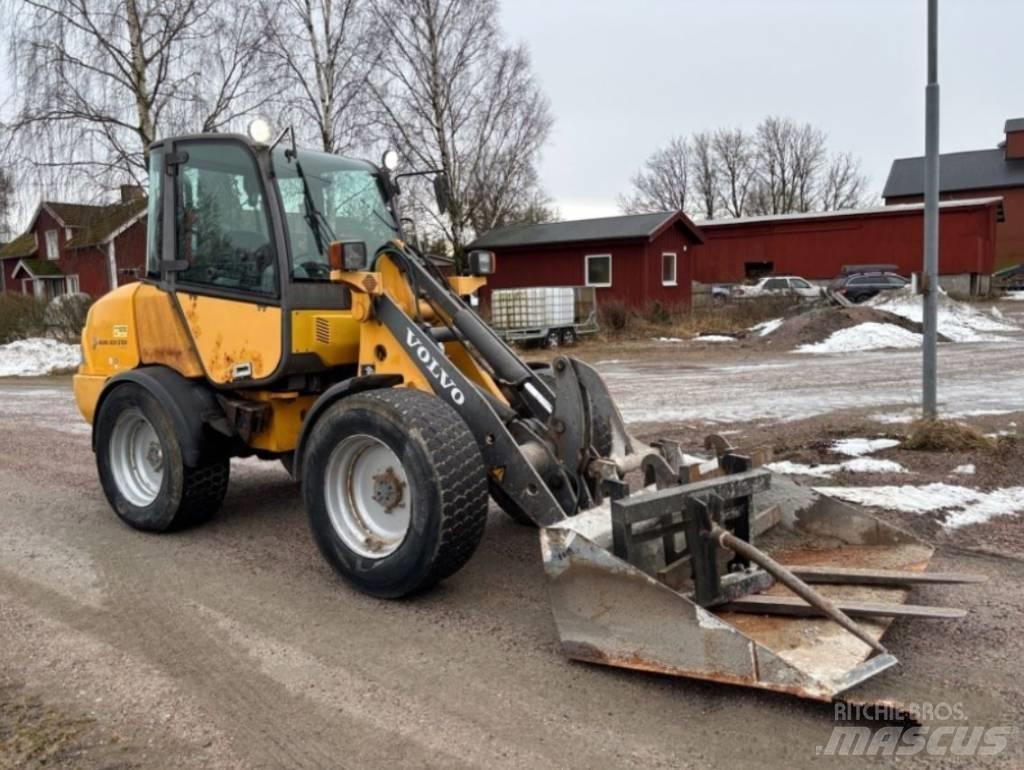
[922,0,940,418]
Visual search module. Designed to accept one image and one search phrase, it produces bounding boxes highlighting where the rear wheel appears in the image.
[559,327,578,347]
[95,383,229,532]
[302,388,488,598]
[542,329,560,349]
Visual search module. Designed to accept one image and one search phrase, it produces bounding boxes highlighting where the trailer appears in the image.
[489,286,599,347]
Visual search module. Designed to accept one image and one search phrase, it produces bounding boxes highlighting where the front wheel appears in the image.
[302,388,489,598]
[95,383,229,532]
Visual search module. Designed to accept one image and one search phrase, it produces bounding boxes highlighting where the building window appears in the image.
[45,229,59,260]
[65,227,72,241]
[65,275,80,294]
[662,252,677,286]
[585,254,612,287]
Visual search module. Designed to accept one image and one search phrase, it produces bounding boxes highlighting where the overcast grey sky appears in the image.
[500,0,1023,220]
[1,1,1019,224]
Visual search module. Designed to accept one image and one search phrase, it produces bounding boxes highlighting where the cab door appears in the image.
[166,140,284,385]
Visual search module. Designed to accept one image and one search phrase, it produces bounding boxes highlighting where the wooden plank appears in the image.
[722,594,966,620]
[785,566,988,586]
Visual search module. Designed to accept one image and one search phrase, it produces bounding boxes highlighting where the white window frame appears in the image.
[45,229,59,260]
[585,254,612,288]
[661,252,677,286]
[65,274,80,294]
[65,227,73,241]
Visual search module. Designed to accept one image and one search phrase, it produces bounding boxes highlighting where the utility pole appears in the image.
[922,0,940,418]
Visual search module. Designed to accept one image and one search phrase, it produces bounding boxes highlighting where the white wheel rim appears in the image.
[324,434,412,559]
[109,408,164,507]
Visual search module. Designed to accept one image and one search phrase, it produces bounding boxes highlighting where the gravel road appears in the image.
[1,333,1022,768]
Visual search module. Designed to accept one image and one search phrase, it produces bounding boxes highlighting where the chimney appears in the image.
[120,184,145,203]
[1004,118,1024,160]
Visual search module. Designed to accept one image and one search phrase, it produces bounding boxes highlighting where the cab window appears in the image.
[145,147,164,277]
[175,142,278,297]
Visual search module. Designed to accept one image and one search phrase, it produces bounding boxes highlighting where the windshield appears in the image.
[273,147,399,279]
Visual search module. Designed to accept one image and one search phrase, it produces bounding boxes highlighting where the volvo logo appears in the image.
[404,329,466,406]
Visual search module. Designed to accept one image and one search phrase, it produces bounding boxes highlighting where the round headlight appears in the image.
[247,117,273,145]
[381,149,399,171]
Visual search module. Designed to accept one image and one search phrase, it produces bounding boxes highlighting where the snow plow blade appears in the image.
[539,472,980,703]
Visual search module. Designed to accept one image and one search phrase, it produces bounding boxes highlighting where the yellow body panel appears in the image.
[72,373,108,423]
[176,292,282,384]
[291,310,361,367]
[79,283,142,376]
[246,392,317,453]
[135,284,203,377]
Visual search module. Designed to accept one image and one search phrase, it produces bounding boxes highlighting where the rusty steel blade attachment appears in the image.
[540,459,977,703]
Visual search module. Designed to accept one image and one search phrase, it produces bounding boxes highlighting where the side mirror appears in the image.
[433,174,452,215]
[467,249,496,276]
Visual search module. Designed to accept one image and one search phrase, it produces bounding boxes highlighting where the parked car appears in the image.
[731,275,823,299]
[829,271,909,303]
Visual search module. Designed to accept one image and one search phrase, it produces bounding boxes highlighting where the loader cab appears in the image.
[145,133,402,388]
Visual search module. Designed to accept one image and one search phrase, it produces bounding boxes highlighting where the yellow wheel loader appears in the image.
[74,126,982,704]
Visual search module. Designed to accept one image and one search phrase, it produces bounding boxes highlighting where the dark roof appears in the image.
[66,198,147,249]
[14,258,64,277]
[469,210,704,250]
[1005,118,1024,133]
[44,201,112,227]
[883,148,1024,198]
[0,232,37,259]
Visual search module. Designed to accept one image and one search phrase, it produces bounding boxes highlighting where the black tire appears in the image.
[95,383,229,532]
[542,329,560,349]
[559,327,578,347]
[302,388,488,598]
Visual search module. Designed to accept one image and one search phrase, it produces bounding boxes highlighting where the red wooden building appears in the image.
[695,197,1001,295]
[468,210,705,308]
[0,189,148,299]
[884,117,1024,270]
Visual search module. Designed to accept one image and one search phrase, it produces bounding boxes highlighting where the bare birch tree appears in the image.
[261,0,382,154]
[690,131,718,220]
[712,127,756,217]
[369,0,553,255]
[617,136,690,214]
[748,116,826,215]
[820,151,869,211]
[3,0,269,191]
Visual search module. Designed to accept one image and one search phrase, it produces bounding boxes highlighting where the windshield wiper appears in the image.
[292,156,336,255]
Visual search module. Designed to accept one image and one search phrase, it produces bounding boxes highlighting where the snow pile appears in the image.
[796,322,921,354]
[831,437,901,456]
[813,483,1024,530]
[750,318,784,337]
[652,336,683,343]
[868,288,1017,342]
[951,464,976,476]
[0,338,81,377]
[696,334,737,343]
[766,457,906,478]
[1003,292,1024,302]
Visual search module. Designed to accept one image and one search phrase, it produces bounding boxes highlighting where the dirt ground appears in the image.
[2,301,1024,768]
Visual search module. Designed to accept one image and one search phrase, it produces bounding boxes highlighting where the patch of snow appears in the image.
[990,306,1005,320]
[696,334,736,343]
[0,338,81,377]
[840,457,907,474]
[796,323,922,354]
[766,461,841,478]
[951,464,976,476]
[595,359,622,365]
[682,453,719,474]
[767,456,906,478]
[750,318,784,337]
[869,289,1017,342]
[1003,292,1024,301]
[813,483,1024,530]
[831,437,901,456]
[652,336,683,343]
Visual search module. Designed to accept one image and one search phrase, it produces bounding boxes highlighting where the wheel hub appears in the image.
[146,441,163,473]
[371,467,406,513]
